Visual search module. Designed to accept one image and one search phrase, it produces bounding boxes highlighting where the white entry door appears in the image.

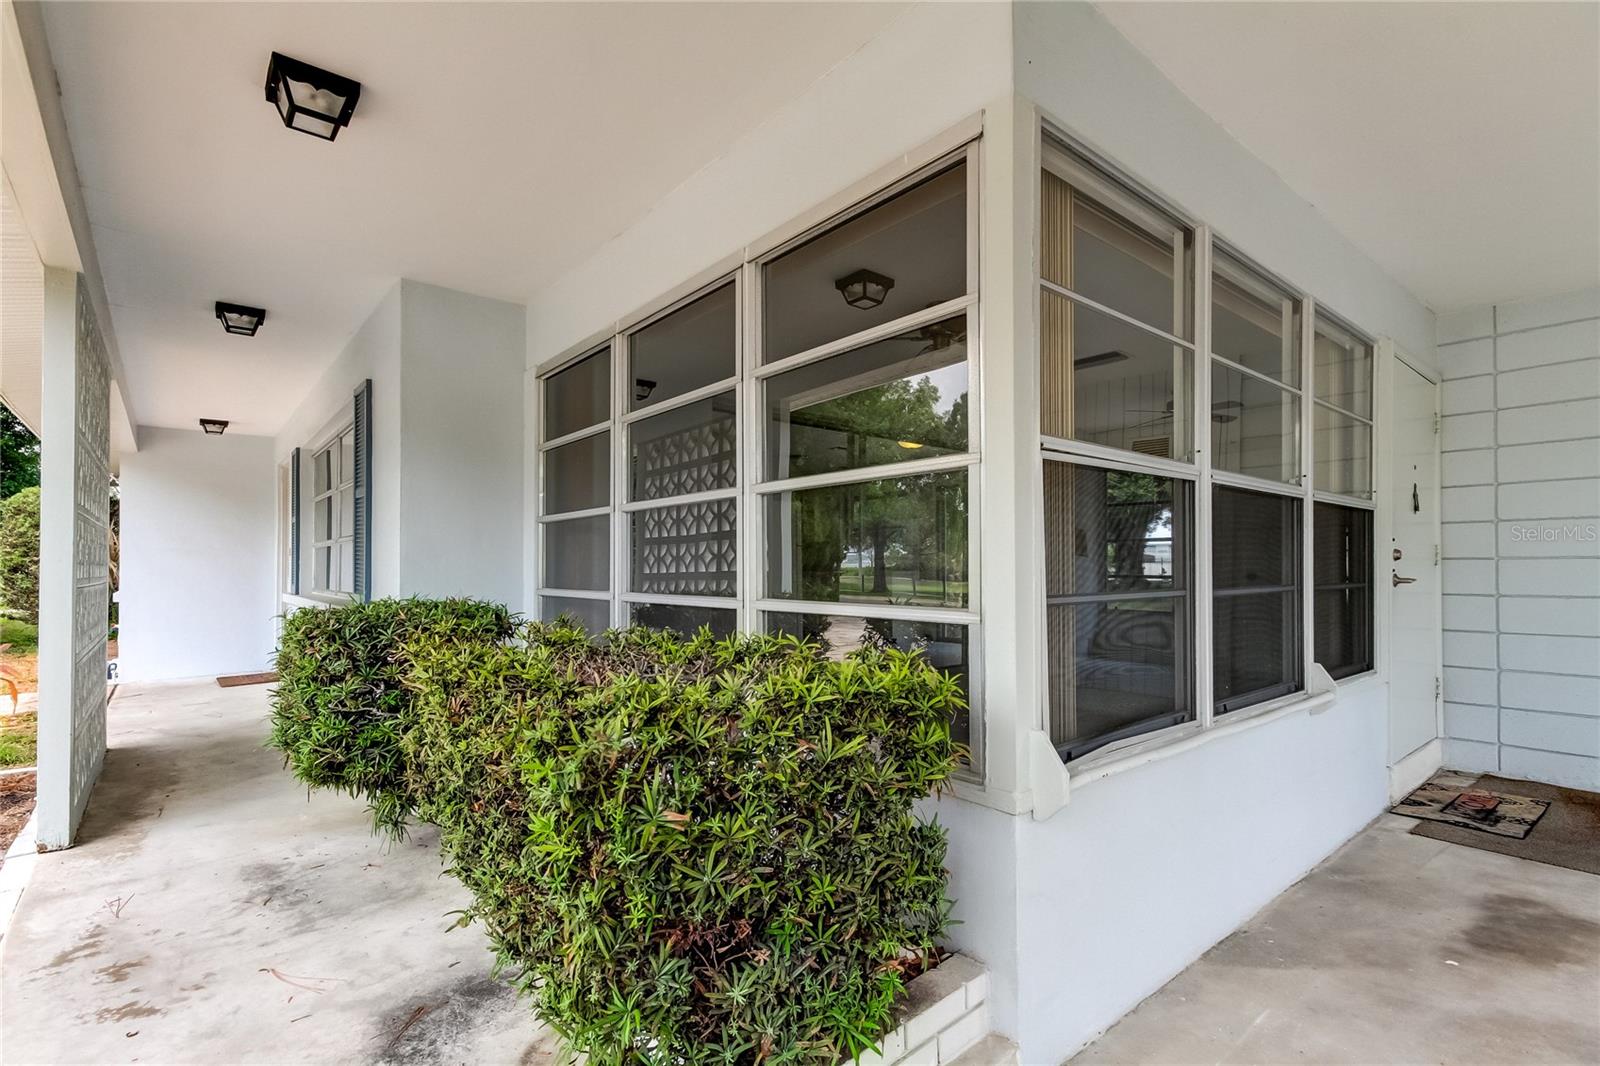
[1388,354,1442,791]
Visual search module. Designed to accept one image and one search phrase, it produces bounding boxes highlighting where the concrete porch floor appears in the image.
[1069,809,1600,1064]
[0,680,560,1064]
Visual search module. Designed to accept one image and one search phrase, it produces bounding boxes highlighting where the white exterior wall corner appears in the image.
[1438,286,1600,790]
[398,280,525,606]
[118,427,277,682]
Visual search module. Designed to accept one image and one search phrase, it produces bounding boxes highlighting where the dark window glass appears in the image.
[1210,364,1300,485]
[767,613,971,752]
[766,316,968,480]
[629,393,736,502]
[1314,503,1373,679]
[630,499,736,598]
[764,163,966,363]
[544,431,609,514]
[629,284,736,412]
[540,595,609,635]
[1043,462,1194,761]
[630,603,736,640]
[1212,254,1299,385]
[544,349,609,440]
[1213,486,1302,712]
[543,515,609,591]
[1313,404,1374,499]
[764,471,967,609]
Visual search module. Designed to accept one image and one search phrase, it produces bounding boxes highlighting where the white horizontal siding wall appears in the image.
[1437,287,1600,789]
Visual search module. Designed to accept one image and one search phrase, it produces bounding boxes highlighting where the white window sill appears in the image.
[1064,686,1337,796]
[280,592,355,611]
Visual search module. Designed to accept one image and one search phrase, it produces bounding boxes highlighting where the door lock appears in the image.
[1392,548,1404,561]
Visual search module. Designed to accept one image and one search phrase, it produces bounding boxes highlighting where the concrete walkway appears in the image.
[0,680,560,1065]
[1069,811,1600,1064]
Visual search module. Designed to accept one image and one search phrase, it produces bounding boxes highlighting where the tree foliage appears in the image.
[0,406,40,500]
[269,603,962,1064]
[0,488,41,624]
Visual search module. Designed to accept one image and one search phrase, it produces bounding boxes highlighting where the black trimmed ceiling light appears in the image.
[834,269,894,310]
[264,52,361,141]
[199,419,230,435]
[215,302,267,337]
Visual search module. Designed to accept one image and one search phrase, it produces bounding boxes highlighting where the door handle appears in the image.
[1393,573,1418,587]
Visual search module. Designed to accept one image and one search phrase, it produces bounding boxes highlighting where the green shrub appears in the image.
[0,487,41,625]
[403,621,961,1065]
[268,597,514,834]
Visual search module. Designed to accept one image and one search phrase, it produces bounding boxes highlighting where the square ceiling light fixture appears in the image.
[264,52,361,140]
[215,302,267,336]
[199,419,230,435]
[834,269,895,310]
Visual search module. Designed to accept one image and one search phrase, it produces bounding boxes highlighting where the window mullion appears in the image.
[610,334,626,628]
[1301,295,1318,691]
[740,261,761,633]
[1194,225,1216,729]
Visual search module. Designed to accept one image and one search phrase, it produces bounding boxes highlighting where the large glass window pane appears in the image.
[544,349,610,440]
[630,603,736,639]
[543,515,609,591]
[1313,319,1373,418]
[1041,289,1192,460]
[339,486,354,536]
[1314,503,1373,680]
[766,316,968,480]
[338,540,354,594]
[766,613,972,751]
[765,471,967,609]
[313,449,331,494]
[314,546,331,591]
[339,431,355,485]
[544,431,609,515]
[630,499,737,597]
[630,394,736,501]
[1041,168,1189,338]
[629,284,736,412]
[1213,486,1303,712]
[1314,404,1374,499]
[1211,365,1301,485]
[1043,461,1193,760]
[1213,254,1299,386]
[540,595,610,635]
[764,163,966,363]
[314,496,332,541]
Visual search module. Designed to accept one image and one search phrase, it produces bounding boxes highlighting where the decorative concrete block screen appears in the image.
[1437,287,1600,790]
[36,270,111,848]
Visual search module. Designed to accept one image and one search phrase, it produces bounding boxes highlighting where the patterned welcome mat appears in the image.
[1392,778,1550,839]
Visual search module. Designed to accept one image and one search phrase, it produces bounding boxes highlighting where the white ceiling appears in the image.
[1098,1,1600,314]
[40,2,909,435]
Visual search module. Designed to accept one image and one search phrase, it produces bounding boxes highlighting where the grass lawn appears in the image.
[0,712,37,769]
[2,618,39,695]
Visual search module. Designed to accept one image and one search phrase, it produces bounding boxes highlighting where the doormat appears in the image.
[1409,773,1600,875]
[216,672,278,688]
[1392,778,1549,838]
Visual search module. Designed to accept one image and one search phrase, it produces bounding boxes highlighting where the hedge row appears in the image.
[269,601,962,1065]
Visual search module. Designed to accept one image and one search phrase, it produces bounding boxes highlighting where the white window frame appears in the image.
[533,141,986,772]
[310,423,357,599]
[1036,126,1379,778]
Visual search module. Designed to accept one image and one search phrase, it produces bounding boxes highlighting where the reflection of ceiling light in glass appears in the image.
[634,378,656,402]
[835,269,894,309]
[1074,349,1129,369]
[897,440,924,450]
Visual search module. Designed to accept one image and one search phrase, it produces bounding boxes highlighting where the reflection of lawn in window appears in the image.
[835,567,968,605]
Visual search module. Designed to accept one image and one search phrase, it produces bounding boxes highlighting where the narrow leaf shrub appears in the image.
[403,621,961,1064]
[268,597,514,834]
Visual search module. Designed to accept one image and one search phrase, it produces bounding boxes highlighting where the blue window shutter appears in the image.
[289,447,302,595]
[352,379,373,602]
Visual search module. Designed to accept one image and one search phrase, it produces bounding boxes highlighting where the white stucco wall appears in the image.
[118,426,277,682]
[1437,287,1600,790]
[276,283,404,600]
[398,280,525,605]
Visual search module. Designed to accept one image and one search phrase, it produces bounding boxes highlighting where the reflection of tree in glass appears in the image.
[1104,471,1174,590]
[789,375,968,478]
[794,471,968,605]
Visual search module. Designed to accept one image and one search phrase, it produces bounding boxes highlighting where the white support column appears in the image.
[34,267,110,850]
